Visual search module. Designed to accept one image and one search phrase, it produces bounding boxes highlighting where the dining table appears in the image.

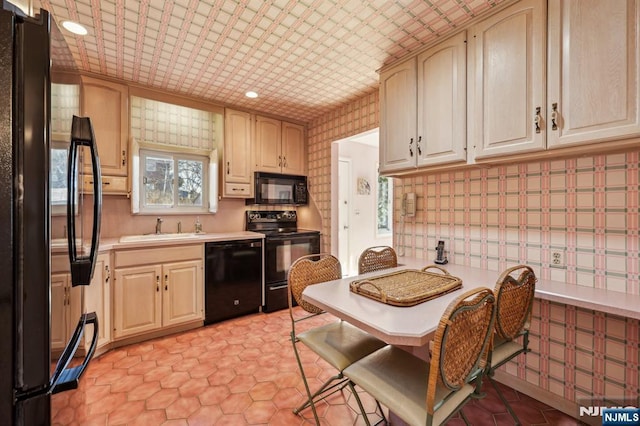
[302,257,497,353]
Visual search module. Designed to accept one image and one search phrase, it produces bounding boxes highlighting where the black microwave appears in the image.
[250,172,308,205]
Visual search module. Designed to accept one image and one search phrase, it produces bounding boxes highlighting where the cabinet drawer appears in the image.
[82,174,128,195]
[51,255,70,274]
[224,182,252,198]
[114,244,202,268]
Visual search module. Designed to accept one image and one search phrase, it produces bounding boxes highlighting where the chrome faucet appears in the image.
[155,217,163,234]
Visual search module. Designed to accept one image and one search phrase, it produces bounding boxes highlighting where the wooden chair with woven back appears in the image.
[343,287,497,426]
[287,253,386,424]
[483,264,537,424]
[358,245,398,275]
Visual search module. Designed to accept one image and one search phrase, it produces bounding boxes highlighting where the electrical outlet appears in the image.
[551,250,564,267]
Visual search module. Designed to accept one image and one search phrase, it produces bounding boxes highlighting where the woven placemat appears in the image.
[350,268,463,307]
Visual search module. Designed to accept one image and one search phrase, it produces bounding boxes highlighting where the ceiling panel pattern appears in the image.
[38,0,504,122]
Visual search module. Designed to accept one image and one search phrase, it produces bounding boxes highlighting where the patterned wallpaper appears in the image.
[398,153,639,294]
[130,96,218,150]
[306,91,640,414]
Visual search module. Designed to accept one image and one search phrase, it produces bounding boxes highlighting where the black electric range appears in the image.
[246,211,320,312]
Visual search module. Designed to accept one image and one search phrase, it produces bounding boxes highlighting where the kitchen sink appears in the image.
[119,233,202,243]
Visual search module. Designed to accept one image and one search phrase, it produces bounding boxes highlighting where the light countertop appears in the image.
[51,231,265,253]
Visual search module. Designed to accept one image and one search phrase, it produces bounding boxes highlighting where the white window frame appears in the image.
[131,139,218,215]
[50,139,75,216]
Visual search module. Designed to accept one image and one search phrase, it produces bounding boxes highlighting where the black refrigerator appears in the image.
[0,3,101,425]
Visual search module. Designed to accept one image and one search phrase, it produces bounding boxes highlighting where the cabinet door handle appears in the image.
[416,136,422,156]
[156,275,160,292]
[105,265,110,284]
[551,102,558,131]
[409,137,414,157]
[278,155,282,167]
[122,150,126,166]
[164,274,168,291]
[226,161,230,175]
[534,106,542,133]
[283,156,287,167]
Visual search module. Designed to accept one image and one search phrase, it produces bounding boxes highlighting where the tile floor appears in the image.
[51,308,583,425]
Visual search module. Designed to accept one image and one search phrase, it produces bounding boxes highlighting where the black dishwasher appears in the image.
[205,239,263,325]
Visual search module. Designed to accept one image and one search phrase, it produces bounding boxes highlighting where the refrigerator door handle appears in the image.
[48,312,99,394]
[67,115,102,287]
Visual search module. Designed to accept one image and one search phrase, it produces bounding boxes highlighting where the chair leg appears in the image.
[460,409,471,425]
[293,373,349,414]
[488,375,521,425]
[347,382,389,426]
[347,381,371,426]
[291,333,321,425]
[291,332,354,423]
[471,370,487,399]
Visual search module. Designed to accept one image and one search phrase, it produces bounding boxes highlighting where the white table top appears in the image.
[302,257,640,347]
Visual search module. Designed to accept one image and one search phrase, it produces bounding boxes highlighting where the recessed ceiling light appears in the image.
[245,91,258,98]
[62,20,87,36]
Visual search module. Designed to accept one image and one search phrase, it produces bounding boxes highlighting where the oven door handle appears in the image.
[269,284,288,291]
[266,235,315,242]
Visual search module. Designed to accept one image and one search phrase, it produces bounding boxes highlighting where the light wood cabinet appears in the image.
[468,0,546,160]
[379,32,467,173]
[255,116,306,175]
[162,260,204,327]
[84,253,111,349]
[417,31,467,166]
[223,109,253,198]
[547,0,640,148]
[50,261,81,353]
[113,245,203,340]
[80,76,129,194]
[281,121,306,175]
[379,59,417,173]
[113,264,163,339]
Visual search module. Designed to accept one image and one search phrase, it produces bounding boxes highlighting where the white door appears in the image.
[338,159,352,275]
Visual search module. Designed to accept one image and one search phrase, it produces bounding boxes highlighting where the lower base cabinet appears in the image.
[113,245,203,340]
[51,252,110,355]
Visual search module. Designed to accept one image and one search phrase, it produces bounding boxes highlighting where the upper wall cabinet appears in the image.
[379,31,467,173]
[281,121,306,175]
[417,31,467,167]
[468,0,546,160]
[223,109,253,198]
[379,59,417,173]
[254,116,306,176]
[80,76,129,193]
[547,0,640,148]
